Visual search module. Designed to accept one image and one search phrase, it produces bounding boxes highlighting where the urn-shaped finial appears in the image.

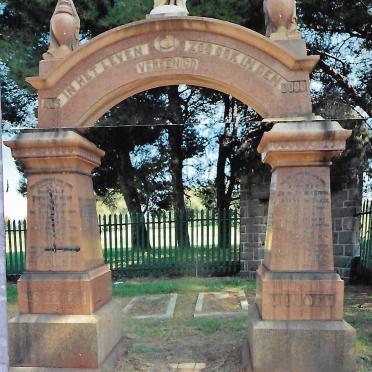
[264,0,301,40]
[43,0,80,60]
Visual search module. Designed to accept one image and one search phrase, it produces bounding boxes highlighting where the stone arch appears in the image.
[6,7,357,371]
[28,17,319,128]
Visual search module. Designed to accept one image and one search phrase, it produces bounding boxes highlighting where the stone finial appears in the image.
[43,0,80,60]
[149,0,189,18]
[263,0,301,40]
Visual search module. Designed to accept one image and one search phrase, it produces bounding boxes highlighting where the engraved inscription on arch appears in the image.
[55,34,300,109]
[57,44,150,106]
[184,40,287,90]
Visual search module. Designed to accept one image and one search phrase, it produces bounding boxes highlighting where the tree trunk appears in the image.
[118,149,151,250]
[216,95,231,250]
[216,94,231,213]
[215,95,239,249]
[167,86,190,249]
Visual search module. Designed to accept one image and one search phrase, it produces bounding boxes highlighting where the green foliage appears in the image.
[183,318,222,335]
[331,119,371,192]
[85,85,218,211]
[298,0,372,117]
[344,295,372,371]
[129,344,167,355]
[189,0,264,31]
[183,316,247,335]
[112,277,255,298]
[6,284,17,304]
[313,96,371,191]
[0,63,34,124]
[96,193,126,214]
[84,89,169,211]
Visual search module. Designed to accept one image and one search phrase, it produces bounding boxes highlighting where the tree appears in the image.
[297,0,372,194]
[84,89,169,249]
[158,85,219,246]
[86,90,167,214]
[0,0,153,122]
[298,0,371,118]
[1,1,223,219]
[1,0,370,214]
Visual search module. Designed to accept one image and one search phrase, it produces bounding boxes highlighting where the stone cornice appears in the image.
[5,130,104,156]
[258,120,352,168]
[4,131,104,171]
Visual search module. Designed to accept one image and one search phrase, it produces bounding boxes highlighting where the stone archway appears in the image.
[29,17,318,129]
[5,1,356,371]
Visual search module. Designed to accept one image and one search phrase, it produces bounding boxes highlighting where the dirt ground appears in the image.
[116,288,256,371]
[203,291,243,313]
[116,286,372,372]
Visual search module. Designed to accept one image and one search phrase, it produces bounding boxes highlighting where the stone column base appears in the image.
[243,304,356,372]
[257,265,345,320]
[17,265,112,315]
[9,300,123,371]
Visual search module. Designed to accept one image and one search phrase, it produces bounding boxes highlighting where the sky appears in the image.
[1,139,27,220]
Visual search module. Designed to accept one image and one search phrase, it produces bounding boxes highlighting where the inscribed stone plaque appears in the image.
[265,168,333,271]
[28,178,80,271]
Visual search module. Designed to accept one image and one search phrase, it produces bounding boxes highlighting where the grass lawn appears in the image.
[6,278,372,371]
[112,277,255,298]
[344,285,372,372]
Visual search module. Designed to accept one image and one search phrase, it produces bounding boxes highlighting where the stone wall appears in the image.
[240,166,361,281]
[331,156,362,281]
[240,167,271,280]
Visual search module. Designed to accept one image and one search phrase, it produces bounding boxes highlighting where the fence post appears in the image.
[233,209,238,273]
[361,200,372,269]
[119,213,124,273]
[364,200,372,269]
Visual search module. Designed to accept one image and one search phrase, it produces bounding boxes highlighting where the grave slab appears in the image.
[194,290,248,319]
[123,293,178,320]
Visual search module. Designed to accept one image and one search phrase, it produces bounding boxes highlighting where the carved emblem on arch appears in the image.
[154,35,180,52]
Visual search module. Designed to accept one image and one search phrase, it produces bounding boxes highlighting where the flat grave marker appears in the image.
[194,290,248,319]
[123,293,178,320]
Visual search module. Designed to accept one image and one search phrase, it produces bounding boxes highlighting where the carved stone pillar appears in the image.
[244,120,356,372]
[6,130,123,370]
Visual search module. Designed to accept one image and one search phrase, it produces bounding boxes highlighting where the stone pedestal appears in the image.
[5,130,123,370]
[244,120,356,372]
[9,300,123,371]
[246,304,355,372]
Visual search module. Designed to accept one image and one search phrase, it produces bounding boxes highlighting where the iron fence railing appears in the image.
[5,210,240,277]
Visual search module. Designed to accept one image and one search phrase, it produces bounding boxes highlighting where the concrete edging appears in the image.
[194,290,248,319]
[123,293,178,320]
